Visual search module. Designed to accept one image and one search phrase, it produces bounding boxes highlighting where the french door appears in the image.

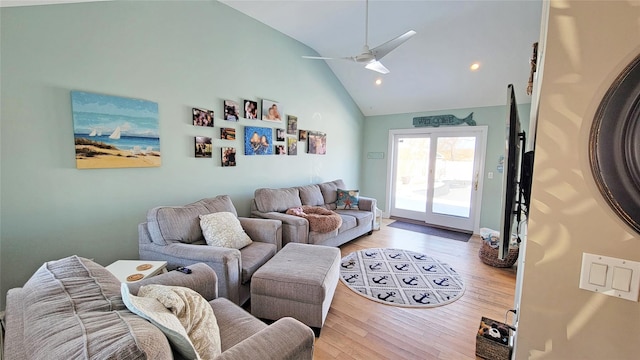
[387,127,487,232]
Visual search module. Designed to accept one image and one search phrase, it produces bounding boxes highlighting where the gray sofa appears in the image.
[138,195,282,305]
[2,256,314,359]
[251,179,376,247]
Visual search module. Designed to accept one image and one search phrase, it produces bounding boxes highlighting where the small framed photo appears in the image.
[195,136,212,158]
[298,130,308,141]
[221,127,235,140]
[244,126,273,155]
[307,131,326,155]
[276,128,285,141]
[261,99,282,122]
[221,147,236,167]
[193,108,214,127]
[244,100,258,119]
[287,115,297,134]
[287,137,297,155]
[224,100,240,121]
[275,145,286,155]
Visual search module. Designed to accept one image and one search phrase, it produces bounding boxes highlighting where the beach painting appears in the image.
[72,91,160,169]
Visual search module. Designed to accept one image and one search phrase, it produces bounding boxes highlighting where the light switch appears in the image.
[589,263,608,286]
[612,267,632,292]
[579,253,640,302]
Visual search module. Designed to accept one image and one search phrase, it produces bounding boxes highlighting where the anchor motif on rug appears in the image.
[343,274,359,283]
[412,293,432,304]
[433,277,450,287]
[403,277,419,286]
[372,275,388,284]
[394,263,409,271]
[377,291,396,302]
[339,248,465,308]
[423,265,437,272]
[341,260,356,269]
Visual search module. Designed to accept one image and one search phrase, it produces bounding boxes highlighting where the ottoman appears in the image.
[250,242,341,336]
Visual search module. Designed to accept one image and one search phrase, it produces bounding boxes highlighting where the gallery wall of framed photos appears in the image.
[190,98,327,166]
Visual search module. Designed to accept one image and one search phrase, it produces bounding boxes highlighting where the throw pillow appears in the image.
[336,189,360,210]
[199,212,253,249]
[121,284,222,360]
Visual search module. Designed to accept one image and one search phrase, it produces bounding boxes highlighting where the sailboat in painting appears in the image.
[71,90,160,169]
[109,126,121,140]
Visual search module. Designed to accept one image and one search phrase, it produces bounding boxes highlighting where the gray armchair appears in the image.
[138,195,282,305]
[3,259,314,360]
[130,264,315,360]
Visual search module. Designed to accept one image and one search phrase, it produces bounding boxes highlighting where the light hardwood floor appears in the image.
[313,219,517,360]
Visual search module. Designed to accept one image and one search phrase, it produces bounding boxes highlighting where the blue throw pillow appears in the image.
[336,189,359,210]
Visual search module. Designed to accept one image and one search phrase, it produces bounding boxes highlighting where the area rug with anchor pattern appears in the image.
[339,248,465,308]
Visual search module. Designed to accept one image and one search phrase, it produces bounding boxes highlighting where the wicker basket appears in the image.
[478,240,519,268]
[476,317,512,360]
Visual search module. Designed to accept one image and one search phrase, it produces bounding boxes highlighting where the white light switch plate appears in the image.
[579,253,640,301]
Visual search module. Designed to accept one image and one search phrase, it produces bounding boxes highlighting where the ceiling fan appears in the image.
[303,0,416,74]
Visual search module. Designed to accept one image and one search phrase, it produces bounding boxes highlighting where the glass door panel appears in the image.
[431,136,477,218]
[393,136,430,213]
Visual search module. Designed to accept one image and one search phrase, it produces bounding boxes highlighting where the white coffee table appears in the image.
[105,260,168,283]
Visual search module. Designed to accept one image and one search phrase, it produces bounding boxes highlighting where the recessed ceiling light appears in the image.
[470,63,480,71]
[375,79,382,85]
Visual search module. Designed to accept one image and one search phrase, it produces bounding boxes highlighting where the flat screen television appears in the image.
[498,84,525,260]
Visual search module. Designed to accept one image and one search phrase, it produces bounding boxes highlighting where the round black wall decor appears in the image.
[589,53,640,234]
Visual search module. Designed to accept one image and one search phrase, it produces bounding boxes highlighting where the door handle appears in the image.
[474,172,479,191]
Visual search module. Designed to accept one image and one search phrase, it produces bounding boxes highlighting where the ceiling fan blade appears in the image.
[302,55,335,60]
[365,61,390,74]
[371,30,417,61]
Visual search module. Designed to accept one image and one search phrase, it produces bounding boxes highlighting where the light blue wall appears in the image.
[0,1,364,305]
[361,103,530,230]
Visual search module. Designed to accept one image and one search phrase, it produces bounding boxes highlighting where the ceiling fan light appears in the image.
[366,61,390,74]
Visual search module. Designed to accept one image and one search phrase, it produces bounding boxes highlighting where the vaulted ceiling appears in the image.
[220,0,543,116]
[2,0,543,117]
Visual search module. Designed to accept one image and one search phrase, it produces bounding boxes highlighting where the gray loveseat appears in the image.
[2,256,314,359]
[250,179,376,247]
[138,195,282,305]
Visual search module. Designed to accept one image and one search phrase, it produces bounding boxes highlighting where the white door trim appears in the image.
[386,126,488,233]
